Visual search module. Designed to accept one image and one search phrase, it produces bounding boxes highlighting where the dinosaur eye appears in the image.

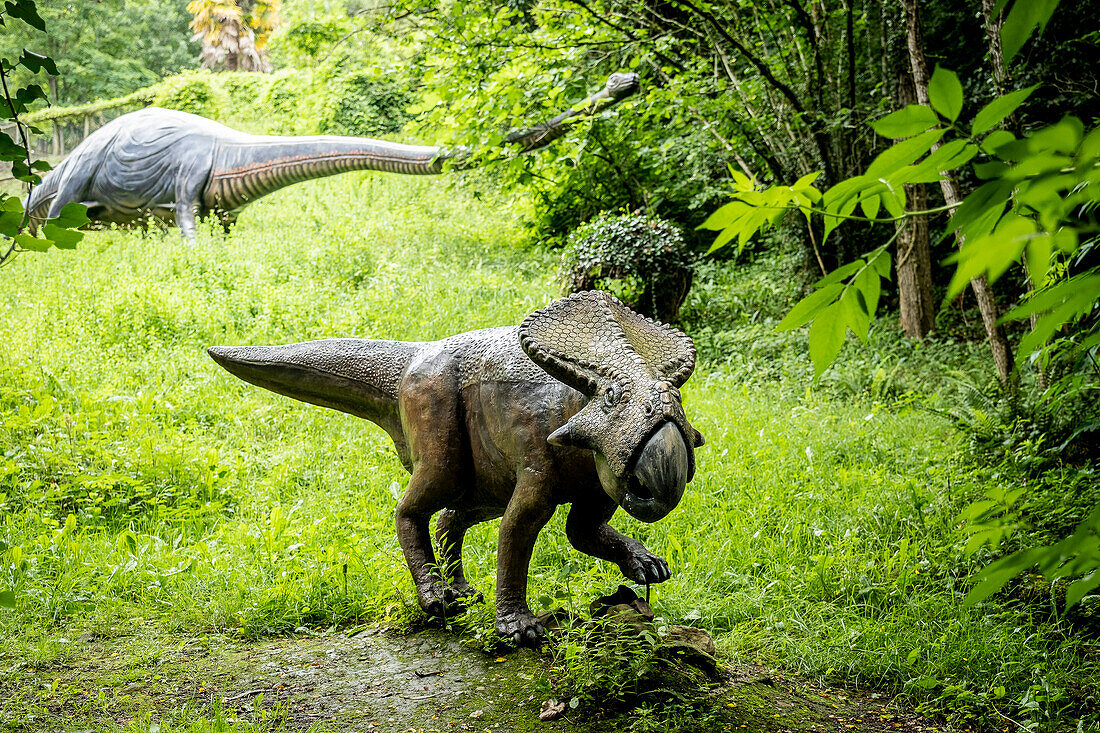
[603,386,619,408]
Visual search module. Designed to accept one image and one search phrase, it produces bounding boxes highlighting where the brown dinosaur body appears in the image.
[208,292,704,644]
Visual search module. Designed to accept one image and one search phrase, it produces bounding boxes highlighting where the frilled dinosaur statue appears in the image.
[208,291,705,645]
[26,73,640,241]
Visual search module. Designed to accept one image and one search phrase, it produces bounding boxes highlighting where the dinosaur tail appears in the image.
[204,137,444,212]
[207,338,417,448]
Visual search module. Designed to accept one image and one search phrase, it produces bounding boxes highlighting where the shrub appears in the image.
[560,212,696,322]
[317,71,413,137]
[151,69,227,118]
[261,70,319,135]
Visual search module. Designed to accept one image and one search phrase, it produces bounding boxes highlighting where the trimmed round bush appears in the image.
[561,212,696,322]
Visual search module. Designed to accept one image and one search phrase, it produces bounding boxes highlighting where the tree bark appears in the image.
[902,0,1016,383]
[895,71,935,339]
[984,0,1042,389]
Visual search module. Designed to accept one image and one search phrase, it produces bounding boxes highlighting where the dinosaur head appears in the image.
[519,291,704,523]
[605,72,641,100]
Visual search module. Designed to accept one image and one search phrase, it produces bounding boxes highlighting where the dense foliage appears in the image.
[0,0,198,107]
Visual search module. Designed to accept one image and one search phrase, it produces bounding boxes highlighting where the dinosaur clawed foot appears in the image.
[496,607,545,647]
[619,549,672,584]
[417,581,483,618]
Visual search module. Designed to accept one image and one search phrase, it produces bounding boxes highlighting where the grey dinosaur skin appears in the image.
[26,73,640,241]
[207,291,704,645]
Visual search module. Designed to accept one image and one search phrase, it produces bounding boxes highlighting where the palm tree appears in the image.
[187,0,279,73]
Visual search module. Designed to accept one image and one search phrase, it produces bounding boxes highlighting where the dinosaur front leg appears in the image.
[565,494,671,585]
[495,475,557,645]
[175,200,200,242]
[395,356,470,617]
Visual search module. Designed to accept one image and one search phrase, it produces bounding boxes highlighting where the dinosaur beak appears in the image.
[623,421,690,523]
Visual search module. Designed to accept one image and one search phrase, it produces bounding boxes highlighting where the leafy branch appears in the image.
[701,66,1098,384]
[0,0,89,263]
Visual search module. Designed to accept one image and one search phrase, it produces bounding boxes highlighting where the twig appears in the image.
[223,688,272,702]
[0,60,36,266]
[401,692,446,700]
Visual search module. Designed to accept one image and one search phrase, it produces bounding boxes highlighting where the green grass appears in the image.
[1,172,1097,732]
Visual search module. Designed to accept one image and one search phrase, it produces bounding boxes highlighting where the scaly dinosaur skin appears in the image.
[208,291,705,645]
[25,73,640,241]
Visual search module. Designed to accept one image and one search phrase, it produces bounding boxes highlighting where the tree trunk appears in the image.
[894,71,935,338]
[902,0,1016,383]
[983,0,1043,389]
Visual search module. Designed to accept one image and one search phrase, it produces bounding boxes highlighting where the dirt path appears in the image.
[0,625,951,733]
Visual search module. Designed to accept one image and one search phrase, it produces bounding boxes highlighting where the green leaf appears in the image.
[1015,286,1098,357]
[730,170,755,192]
[706,225,739,253]
[0,589,14,608]
[42,222,84,249]
[904,140,977,183]
[698,201,743,231]
[1024,232,1052,287]
[859,193,880,220]
[53,202,89,229]
[866,129,946,178]
[871,105,940,139]
[972,85,1039,135]
[982,130,1017,154]
[948,180,1014,241]
[1001,0,1060,63]
[815,260,863,288]
[5,0,46,30]
[777,283,844,331]
[14,232,50,251]
[879,182,905,219]
[0,213,20,237]
[808,302,846,379]
[1065,572,1100,610]
[18,49,57,75]
[928,66,964,122]
[973,161,1010,179]
[839,287,870,342]
[793,171,822,190]
[947,215,1034,300]
[854,266,882,316]
[1004,274,1100,321]
[869,248,892,280]
[964,547,1047,606]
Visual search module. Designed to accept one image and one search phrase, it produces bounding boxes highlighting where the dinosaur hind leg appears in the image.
[175,200,201,243]
[397,470,470,616]
[436,508,498,604]
[217,210,238,234]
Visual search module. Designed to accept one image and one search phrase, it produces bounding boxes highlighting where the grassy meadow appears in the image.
[1,173,1097,731]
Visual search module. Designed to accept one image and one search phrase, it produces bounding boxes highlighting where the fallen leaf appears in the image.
[539,699,566,721]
